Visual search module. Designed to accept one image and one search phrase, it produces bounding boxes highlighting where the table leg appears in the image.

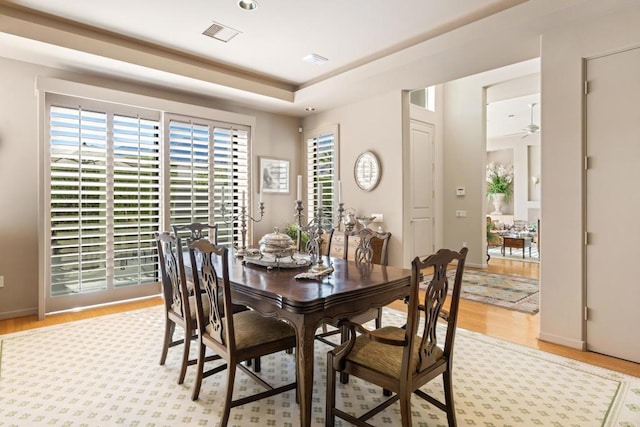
[296,319,317,427]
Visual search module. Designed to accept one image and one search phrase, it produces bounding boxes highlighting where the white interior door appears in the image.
[586,47,640,363]
[408,120,435,260]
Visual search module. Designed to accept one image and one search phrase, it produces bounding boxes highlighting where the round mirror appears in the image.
[354,151,381,191]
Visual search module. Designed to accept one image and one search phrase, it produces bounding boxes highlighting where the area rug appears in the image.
[1,307,638,426]
[488,243,540,263]
[447,269,540,314]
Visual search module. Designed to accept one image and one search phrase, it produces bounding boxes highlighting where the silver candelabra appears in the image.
[221,191,264,257]
[295,199,344,273]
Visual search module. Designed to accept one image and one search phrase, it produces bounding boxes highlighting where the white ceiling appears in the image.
[0,0,634,118]
[2,0,521,86]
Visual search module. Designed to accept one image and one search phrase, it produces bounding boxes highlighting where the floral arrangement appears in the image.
[486,162,514,201]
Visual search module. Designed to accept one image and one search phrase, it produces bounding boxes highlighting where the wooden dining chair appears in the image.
[188,239,297,425]
[326,247,468,427]
[172,222,261,371]
[156,232,204,384]
[172,222,218,246]
[316,227,392,348]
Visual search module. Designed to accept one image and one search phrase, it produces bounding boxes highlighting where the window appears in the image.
[49,103,161,297]
[304,125,339,228]
[409,85,436,111]
[167,116,249,247]
[44,90,252,313]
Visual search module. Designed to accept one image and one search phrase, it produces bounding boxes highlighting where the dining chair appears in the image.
[172,222,218,246]
[172,222,262,371]
[156,232,206,384]
[326,247,468,427]
[187,238,297,425]
[316,227,392,348]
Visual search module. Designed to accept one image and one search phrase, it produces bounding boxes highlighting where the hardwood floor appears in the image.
[1,259,638,378]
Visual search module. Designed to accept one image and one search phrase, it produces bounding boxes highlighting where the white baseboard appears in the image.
[538,331,586,351]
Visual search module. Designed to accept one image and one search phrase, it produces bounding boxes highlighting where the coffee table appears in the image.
[502,236,532,258]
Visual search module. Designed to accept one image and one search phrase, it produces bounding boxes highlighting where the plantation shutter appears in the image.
[112,115,161,287]
[212,125,249,246]
[168,120,212,229]
[305,130,337,227]
[168,118,249,247]
[50,106,109,296]
[49,106,161,297]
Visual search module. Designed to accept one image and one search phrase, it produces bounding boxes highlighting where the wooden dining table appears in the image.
[188,253,411,427]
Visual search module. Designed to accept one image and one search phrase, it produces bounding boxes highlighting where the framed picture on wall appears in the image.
[260,157,290,194]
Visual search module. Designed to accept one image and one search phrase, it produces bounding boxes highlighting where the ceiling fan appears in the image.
[520,102,540,138]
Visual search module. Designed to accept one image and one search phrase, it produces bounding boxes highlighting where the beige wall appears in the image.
[0,57,300,319]
[302,91,405,267]
[0,58,40,318]
[539,4,640,349]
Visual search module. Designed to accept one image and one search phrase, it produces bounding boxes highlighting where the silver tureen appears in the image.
[258,228,295,260]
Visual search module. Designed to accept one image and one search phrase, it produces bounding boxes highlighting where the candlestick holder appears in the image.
[295,200,329,272]
[336,202,345,230]
[221,198,265,258]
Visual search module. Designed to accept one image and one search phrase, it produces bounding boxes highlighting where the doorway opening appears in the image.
[485,79,541,275]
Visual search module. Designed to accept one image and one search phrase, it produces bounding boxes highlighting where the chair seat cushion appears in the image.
[206,310,295,350]
[337,326,443,378]
[172,295,210,321]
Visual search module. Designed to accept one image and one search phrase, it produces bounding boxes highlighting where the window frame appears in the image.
[37,78,256,317]
[303,124,340,229]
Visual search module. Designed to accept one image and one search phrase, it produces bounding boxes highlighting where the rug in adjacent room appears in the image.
[445,269,539,314]
[488,243,540,262]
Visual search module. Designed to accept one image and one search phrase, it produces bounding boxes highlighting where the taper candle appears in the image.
[297,175,302,201]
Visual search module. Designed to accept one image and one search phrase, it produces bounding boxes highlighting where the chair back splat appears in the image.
[326,247,468,427]
[172,222,218,249]
[188,239,297,426]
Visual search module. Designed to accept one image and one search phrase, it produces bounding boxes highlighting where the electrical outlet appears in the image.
[371,213,384,223]
[0,275,4,288]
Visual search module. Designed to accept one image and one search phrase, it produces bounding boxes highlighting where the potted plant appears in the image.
[283,223,309,248]
[486,162,513,214]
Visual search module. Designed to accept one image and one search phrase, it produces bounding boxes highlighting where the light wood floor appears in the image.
[1,258,638,378]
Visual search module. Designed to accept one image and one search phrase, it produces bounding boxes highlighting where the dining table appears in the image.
[186,252,411,427]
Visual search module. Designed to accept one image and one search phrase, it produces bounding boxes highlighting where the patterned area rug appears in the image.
[1,307,638,426]
[488,243,540,263]
[446,269,540,314]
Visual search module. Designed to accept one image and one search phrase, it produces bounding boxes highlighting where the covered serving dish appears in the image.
[258,228,295,259]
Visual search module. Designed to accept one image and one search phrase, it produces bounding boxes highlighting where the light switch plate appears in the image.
[371,213,383,222]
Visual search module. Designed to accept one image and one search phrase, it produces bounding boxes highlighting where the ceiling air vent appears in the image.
[203,22,241,43]
[303,53,328,65]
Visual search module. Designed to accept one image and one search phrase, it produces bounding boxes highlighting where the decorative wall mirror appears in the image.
[354,151,381,191]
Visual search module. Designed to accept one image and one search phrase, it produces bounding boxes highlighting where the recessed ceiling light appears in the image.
[238,0,259,11]
[303,53,328,65]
